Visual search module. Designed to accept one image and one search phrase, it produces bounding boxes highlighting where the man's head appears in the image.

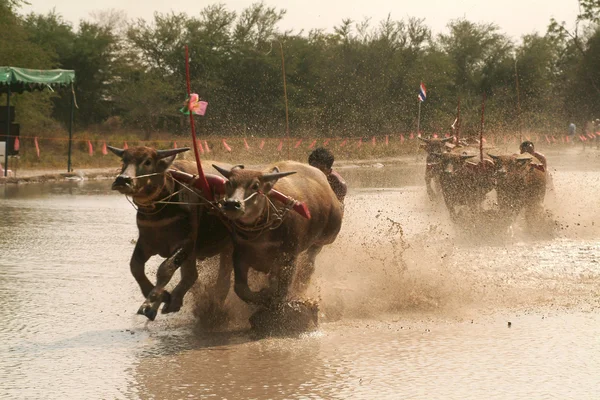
[520,141,534,154]
[308,147,335,174]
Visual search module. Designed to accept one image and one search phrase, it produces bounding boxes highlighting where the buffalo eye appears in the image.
[144,159,152,166]
[251,182,260,191]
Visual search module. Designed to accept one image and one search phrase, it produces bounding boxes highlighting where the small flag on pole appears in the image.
[418,82,427,102]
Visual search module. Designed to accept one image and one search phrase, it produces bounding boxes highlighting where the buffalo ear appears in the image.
[158,155,177,171]
[107,145,125,158]
[487,153,500,160]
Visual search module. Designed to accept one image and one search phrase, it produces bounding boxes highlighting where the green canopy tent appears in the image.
[0,67,76,176]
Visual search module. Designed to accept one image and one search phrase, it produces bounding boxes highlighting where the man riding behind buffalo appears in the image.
[520,141,547,171]
[308,147,347,204]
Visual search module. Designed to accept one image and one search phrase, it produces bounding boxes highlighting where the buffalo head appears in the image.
[487,153,531,178]
[433,152,476,175]
[418,136,454,154]
[108,145,190,195]
[213,164,296,223]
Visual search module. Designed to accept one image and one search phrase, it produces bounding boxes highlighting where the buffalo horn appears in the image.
[212,164,232,178]
[460,155,476,160]
[232,164,245,170]
[106,145,125,157]
[441,137,454,143]
[487,153,500,160]
[260,171,296,182]
[156,147,190,159]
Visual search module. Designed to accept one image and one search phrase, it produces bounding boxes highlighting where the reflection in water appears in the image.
[1,149,600,399]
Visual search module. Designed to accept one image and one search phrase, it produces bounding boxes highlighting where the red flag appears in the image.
[323,139,330,146]
[222,139,232,152]
[400,134,405,144]
[14,137,20,151]
[88,140,93,156]
[102,142,108,155]
[244,138,250,150]
[339,139,347,147]
[277,140,283,152]
[357,138,362,148]
[204,140,211,152]
[433,133,438,139]
[295,139,303,148]
[173,141,178,149]
[545,135,551,144]
[372,136,376,146]
[259,139,265,150]
[34,137,40,158]
[308,139,317,149]
[123,141,128,150]
[197,140,204,155]
[409,133,414,139]
[385,135,389,146]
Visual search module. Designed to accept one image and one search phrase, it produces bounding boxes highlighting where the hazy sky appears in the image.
[24,0,580,40]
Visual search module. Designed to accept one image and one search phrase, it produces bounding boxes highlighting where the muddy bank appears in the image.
[0,169,116,185]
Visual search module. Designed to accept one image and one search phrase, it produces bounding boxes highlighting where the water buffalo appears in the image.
[418,136,454,200]
[211,161,343,307]
[488,153,547,223]
[108,146,231,321]
[434,151,496,220]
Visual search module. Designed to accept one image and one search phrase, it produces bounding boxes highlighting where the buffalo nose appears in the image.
[223,200,242,211]
[113,174,132,188]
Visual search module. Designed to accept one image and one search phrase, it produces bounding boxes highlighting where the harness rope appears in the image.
[122,170,294,239]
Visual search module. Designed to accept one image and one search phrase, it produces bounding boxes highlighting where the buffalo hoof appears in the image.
[161,296,183,314]
[137,305,157,321]
[250,299,319,337]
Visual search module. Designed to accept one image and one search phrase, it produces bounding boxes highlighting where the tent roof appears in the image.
[0,66,75,94]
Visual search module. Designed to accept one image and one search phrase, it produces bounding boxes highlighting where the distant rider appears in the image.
[308,147,347,203]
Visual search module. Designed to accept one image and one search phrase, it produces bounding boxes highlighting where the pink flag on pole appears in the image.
[295,139,303,148]
[372,136,376,146]
[188,94,208,116]
[197,140,204,154]
[204,140,211,152]
[222,139,232,152]
[277,140,283,152]
[173,141,178,149]
[14,137,19,151]
[308,139,317,149]
[385,135,389,146]
[34,137,40,158]
[88,140,93,156]
[323,139,330,146]
[123,142,128,150]
[409,133,414,139]
[339,139,347,147]
[102,142,108,155]
[244,138,250,150]
[400,134,405,144]
[259,139,265,150]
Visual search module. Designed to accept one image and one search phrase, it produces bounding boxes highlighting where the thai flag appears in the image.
[418,82,426,102]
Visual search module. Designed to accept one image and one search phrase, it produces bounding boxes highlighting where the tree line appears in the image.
[1,0,599,140]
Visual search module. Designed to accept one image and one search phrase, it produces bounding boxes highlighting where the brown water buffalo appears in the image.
[211,161,343,307]
[419,136,454,200]
[108,146,231,321]
[488,153,547,223]
[435,151,496,220]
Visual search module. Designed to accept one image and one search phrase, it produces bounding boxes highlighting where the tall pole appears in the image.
[279,41,290,159]
[515,57,522,143]
[456,97,461,143]
[480,92,486,163]
[4,86,10,177]
[416,99,422,157]
[185,45,212,201]
[67,85,74,173]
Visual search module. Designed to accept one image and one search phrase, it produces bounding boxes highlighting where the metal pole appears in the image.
[515,58,522,143]
[67,85,74,173]
[279,41,290,160]
[4,86,10,177]
[456,97,461,143]
[416,99,421,157]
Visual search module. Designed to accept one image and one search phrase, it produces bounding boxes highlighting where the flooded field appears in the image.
[1,146,600,399]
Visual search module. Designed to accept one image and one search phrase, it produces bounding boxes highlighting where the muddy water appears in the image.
[1,147,600,399]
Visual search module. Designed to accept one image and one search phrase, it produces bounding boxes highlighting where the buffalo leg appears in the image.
[210,248,233,308]
[294,245,323,295]
[268,254,298,304]
[162,256,198,314]
[138,244,192,320]
[130,242,154,298]
[232,250,269,306]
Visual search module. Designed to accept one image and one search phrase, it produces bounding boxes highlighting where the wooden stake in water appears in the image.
[185,45,212,201]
